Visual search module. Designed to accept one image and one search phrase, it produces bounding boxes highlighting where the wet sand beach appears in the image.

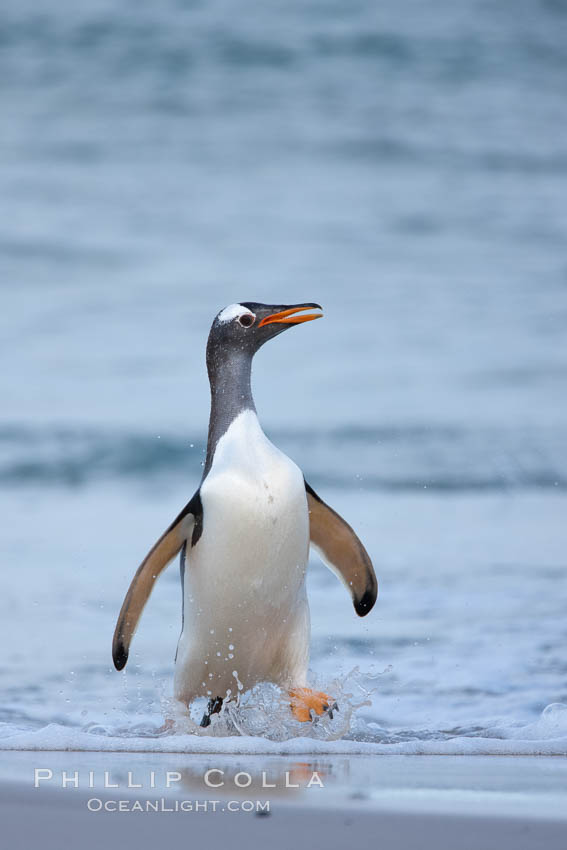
[3,752,567,850]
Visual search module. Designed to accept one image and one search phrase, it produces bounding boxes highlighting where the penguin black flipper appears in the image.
[305,481,377,617]
[112,491,202,671]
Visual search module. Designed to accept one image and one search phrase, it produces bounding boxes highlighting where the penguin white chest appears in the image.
[199,410,309,579]
[174,410,311,702]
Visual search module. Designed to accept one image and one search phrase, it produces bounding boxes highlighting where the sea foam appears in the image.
[1,695,566,756]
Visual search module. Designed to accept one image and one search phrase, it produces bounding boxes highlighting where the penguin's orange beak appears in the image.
[258,305,323,327]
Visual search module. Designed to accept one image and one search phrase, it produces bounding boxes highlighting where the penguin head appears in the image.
[208,302,323,362]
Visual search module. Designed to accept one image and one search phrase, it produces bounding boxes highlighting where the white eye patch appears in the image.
[217,304,255,324]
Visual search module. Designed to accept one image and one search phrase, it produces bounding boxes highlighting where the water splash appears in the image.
[161,668,372,743]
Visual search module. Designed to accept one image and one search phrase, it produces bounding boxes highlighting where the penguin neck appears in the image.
[203,350,257,478]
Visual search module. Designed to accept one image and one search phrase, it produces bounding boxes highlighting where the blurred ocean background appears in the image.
[1,0,567,752]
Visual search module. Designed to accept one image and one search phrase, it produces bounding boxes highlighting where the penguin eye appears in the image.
[238,313,255,328]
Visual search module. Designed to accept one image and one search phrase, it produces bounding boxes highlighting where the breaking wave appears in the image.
[1,422,566,492]
[1,669,566,756]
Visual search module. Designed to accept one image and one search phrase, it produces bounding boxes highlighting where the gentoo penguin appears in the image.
[112,303,377,725]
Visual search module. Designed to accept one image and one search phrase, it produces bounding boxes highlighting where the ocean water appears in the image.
[1,0,567,755]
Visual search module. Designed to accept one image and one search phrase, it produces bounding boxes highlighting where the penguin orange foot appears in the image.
[289,687,338,722]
